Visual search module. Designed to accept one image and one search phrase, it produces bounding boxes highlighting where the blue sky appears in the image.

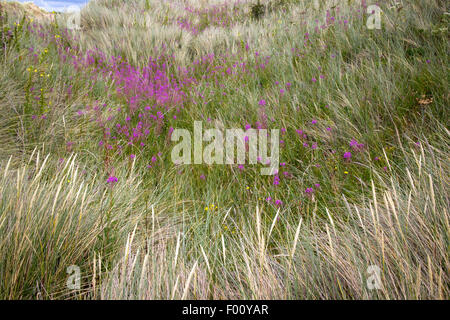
[11,0,90,12]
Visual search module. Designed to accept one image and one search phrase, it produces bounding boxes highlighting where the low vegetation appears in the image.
[0,0,448,299]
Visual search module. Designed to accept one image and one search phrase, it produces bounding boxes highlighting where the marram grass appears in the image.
[0,0,448,299]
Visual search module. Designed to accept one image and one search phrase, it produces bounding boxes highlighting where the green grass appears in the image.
[0,0,448,299]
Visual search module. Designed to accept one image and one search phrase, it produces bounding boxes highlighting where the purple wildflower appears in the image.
[273,174,280,186]
[107,176,118,184]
